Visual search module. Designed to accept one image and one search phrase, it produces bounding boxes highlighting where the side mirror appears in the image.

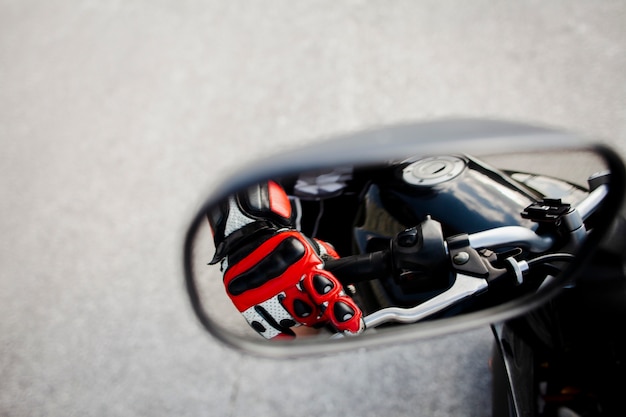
[183,119,625,357]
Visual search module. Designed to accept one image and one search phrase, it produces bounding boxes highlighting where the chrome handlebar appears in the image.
[467,226,554,252]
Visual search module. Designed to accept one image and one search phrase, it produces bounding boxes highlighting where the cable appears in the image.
[526,253,575,268]
[311,199,324,238]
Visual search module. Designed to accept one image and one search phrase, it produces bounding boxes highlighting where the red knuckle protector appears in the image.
[223,231,318,311]
[327,297,364,335]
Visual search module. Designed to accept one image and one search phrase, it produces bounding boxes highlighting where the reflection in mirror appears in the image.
[189,148,610,344]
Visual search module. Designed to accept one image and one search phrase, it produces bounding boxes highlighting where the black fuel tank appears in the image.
[354,155,541,253]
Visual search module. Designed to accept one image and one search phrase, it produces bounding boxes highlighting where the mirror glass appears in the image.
[184,122,621,353]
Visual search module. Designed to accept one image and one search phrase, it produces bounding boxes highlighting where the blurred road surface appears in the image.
[1,1,625,416]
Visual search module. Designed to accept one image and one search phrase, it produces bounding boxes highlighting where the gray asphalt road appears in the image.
[1,2,625,417]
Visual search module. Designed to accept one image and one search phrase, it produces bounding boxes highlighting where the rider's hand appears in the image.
[223,230,364,339]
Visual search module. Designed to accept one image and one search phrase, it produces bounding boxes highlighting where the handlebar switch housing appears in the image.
[390,216,448,290]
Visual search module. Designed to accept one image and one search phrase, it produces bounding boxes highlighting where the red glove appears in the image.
[223,230,364,339]
[209,181,364,339]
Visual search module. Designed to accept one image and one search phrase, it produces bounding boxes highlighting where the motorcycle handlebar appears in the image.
[328,184,608,287]
[467,227,554,252]
[464,183,608,251]
[577,183,608,221]
[325,251,390,284]
[327,224,555,285]
[328,183,609,331]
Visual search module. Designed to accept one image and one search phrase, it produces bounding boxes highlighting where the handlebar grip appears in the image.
[325,251,390,285]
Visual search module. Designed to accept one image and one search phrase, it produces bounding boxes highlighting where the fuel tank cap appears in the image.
[401,156,466,186]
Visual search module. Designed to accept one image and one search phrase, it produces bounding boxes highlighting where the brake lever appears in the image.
[362,273,488,329]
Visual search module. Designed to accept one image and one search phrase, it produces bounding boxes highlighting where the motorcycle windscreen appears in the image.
[183,120,625,357]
